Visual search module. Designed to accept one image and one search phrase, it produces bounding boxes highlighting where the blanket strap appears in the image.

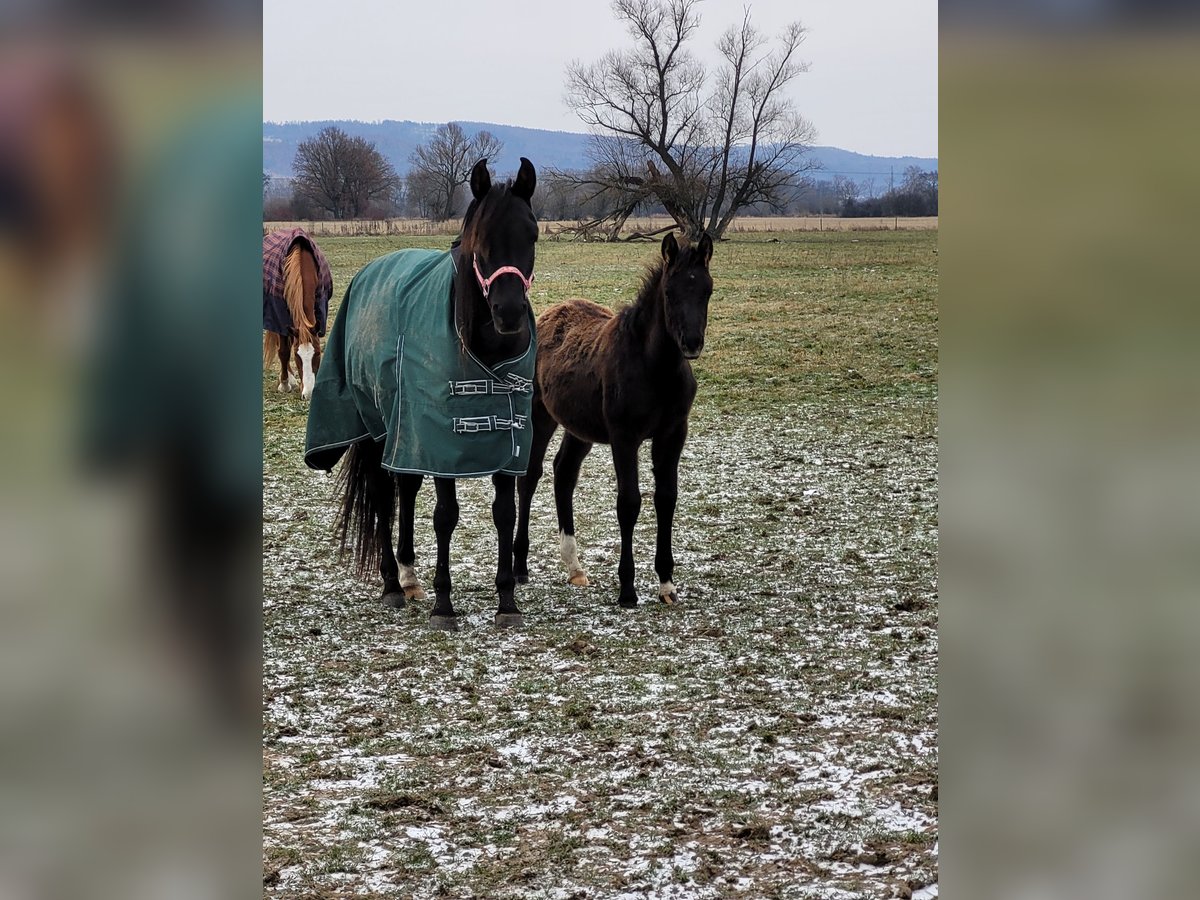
[448,374,533,396]
[453,414,529,434]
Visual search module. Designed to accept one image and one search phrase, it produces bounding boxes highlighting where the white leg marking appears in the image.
[399,563,426,599]
[297,343,316,400]
[659,581,678,605]
[560,530,589,586]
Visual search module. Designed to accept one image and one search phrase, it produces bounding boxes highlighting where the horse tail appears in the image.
[263,331,282,367]
[283,242,318,342]
[334,439,391,578]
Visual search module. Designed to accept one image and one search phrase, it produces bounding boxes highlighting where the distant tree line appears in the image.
[839,167,938,217]
[263,126,936,223]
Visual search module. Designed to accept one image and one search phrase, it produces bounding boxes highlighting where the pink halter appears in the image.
[473,253,533,299]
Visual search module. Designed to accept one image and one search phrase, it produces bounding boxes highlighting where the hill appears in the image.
[263,119,936,186]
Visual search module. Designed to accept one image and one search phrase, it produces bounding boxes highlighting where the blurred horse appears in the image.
[262,228,331,399]
[0,55,114,325]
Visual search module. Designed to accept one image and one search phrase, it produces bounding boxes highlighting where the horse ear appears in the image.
[470,159,491,200]
[512,157,536,203]
[661,232,679,266]
[696,232,713,267]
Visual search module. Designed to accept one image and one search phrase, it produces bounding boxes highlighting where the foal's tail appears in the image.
[334,439,391,578]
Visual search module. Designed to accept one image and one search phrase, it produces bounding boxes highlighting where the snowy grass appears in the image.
[263,231,938,898]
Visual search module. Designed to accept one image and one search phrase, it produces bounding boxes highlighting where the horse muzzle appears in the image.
[490,301,529,336]
[491,313,526,335]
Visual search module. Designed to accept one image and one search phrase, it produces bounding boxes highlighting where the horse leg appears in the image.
[296,341,316,400]
[429,477,460,630]
[371,469,404,609]
[651,424,687,606]
[553,433,593,587]
[311,335,322,378]
[276,334,294,392]
[492,473,523,628]
[611,440,642,608]
[514,399,558,583]
[396,473,426,600]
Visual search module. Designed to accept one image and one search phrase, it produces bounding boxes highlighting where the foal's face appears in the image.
[463,157,538,336]
[662,233,714,359]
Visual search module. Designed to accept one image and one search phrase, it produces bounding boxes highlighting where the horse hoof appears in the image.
[404,585,426,601]
[618,597,639,609]
[660,591,679,606]
[494,612,524,628]
[568,572,590,587]
[429,615,460,632]
[381,591,406,609]
[515,571,529,585]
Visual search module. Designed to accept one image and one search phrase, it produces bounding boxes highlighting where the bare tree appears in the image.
[565,0,817,239]
[408,123,504,220]
[292,126,400,219]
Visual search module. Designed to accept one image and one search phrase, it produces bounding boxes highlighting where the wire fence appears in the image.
[262,215,938,238]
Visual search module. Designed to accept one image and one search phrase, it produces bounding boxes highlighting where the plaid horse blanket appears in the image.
[304,248,536,478]
[262,228,332,337]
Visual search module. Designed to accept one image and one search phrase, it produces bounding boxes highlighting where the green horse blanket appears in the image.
[304,248,536,477]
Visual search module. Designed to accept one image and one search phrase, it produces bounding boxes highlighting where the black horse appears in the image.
[515,232,714,607]
[305,158,538,629]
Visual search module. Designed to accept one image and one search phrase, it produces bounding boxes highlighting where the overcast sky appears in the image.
[263,0,937,159]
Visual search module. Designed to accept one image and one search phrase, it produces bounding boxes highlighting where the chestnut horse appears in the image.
[515,232,713,608]
[263,229,330,399]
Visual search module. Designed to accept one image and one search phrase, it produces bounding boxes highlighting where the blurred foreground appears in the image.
[943,6,1200,900]
[0,9,260,899]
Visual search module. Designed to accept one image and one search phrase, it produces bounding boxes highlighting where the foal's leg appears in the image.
[492,473,523,627]
[396,473,426,601]
[514,399,558,583]
[611,440,642,608]
[651,424,688,605]
[429,477,460,630]
[276,334,294,392]
[553,433,594,587]
[370,469,404,608]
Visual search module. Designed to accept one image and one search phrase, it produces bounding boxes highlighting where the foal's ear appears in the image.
[661,232,679,266]
[696,232,713,268]
[470,158,491,200]
[512,157,536,204]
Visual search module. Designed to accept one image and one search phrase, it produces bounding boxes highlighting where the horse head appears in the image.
[660,232,714,360]
[460,157,538,337]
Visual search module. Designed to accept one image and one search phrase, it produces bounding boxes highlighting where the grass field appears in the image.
[263,229,939,898]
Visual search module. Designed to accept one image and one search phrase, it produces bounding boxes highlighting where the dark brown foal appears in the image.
[516,232,714,608]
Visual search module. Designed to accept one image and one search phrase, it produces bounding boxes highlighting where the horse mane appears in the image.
[458,179,518,251]
[633,255,669,308]
[615,251,672,332]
